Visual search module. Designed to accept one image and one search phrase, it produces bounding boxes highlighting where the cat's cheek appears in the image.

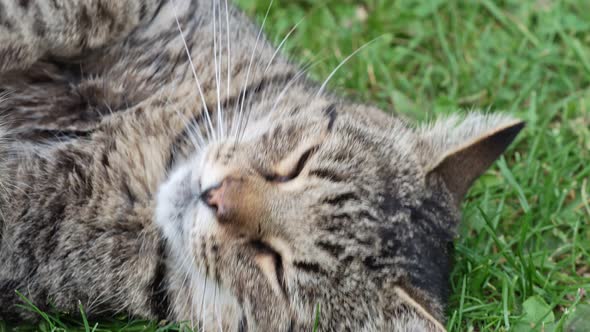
[155,163,196,251]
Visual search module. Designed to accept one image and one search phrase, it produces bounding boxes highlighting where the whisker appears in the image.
[173,2,216,142]
[174,251,195,321]
[213,0,223,141]
[233,0,274,141]
[214,283,223,332]
[218,0,225,140]
[103,102,115,116]
[160,87,206,150]
[267,57,326,118]
[167,213,199,329]
[237,49,330,144]
[224,0,232,141]
[176,108,205,150]
[199,274,209,331]
[316,35,384,97]
[189,264,197,330]
[264,16,305,73]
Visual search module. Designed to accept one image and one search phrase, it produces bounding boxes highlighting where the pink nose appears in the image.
[199,176,267,234]
[201,178,235,221]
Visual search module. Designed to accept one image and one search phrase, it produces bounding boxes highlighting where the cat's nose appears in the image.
[200,175,267,234]
[200,177,240,222]
[201,183,223,212]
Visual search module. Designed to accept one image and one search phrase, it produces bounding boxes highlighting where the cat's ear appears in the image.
[420,113,524,204]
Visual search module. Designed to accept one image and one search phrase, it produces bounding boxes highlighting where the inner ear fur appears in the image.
[427,120,525,204]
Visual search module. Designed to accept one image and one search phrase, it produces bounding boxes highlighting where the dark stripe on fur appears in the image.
[0,2,15,31]
[316,241,345,258]
[320,192,357,206]
[238,314,248,332]
[18,0,30,10]
[323,104,337,131]
[15,128,94,142]
[147,0,167,26]
[250,240,288,299]
[308,168,345,182]
[292,261,328,275]
[149,235,170,319]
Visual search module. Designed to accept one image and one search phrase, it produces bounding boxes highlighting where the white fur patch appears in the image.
[156,151,240,329]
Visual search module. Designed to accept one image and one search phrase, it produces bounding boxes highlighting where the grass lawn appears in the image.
[4,0,589,331]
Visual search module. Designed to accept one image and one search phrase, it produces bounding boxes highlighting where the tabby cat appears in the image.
[0,0,523,330]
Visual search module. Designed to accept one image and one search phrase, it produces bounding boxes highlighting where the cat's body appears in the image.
[0,1,522,331]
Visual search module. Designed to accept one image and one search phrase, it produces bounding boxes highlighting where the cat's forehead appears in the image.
[241,101,419,166]
[240,104,336,150]
[251,99,404,138]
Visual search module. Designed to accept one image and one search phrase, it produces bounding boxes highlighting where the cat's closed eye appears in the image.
[264,145,319,182]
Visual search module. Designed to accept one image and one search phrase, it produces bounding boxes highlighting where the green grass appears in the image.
[4,0,590,331]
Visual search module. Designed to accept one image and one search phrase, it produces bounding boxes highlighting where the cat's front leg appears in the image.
[0,0,164,73]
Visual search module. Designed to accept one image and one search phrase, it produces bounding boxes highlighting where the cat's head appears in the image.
[155,94,523,330]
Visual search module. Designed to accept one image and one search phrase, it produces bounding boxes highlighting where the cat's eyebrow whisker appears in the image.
[239,59,276,145]
[224,0,232,142]
[173,2,216,143]
[213,0,223,141]
[269,58,325,117]
[264,16,305,74]
[233,0,274,142]
[238,77,265,142]
[218,0,226,140]
[316,35,384,97]
[232,12,307,145]
[237,52,329,144]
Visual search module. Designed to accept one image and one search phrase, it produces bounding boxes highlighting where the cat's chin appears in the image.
[168,262,243,331]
